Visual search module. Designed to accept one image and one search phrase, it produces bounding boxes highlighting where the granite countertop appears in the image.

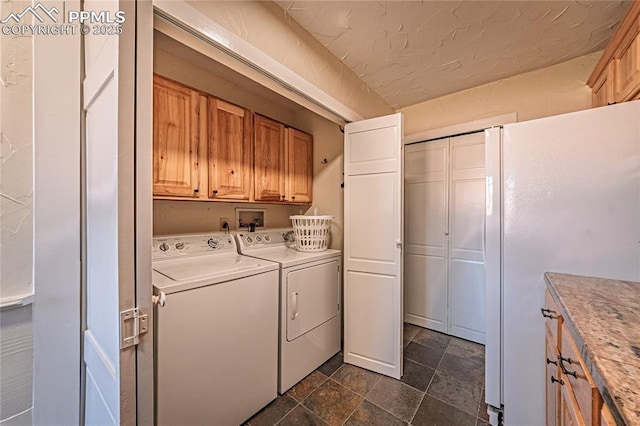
[544,272,640,425]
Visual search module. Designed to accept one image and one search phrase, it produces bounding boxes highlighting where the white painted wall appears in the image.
[184,0,393,120]
[399,52,600,135]
[0,0,34,423]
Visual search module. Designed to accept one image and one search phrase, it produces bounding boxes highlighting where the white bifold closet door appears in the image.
[404,132,486,344]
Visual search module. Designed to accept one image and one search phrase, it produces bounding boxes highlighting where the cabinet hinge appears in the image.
[120,308,149,350]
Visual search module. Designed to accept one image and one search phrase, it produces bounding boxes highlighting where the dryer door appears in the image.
[286,260,340,341]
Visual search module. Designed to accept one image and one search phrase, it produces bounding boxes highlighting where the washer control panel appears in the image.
[236,229,295,250]
[152,233,236,259]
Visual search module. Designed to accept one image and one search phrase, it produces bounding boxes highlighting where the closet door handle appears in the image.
[290,292,299,320]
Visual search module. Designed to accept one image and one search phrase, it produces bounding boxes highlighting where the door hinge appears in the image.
[120,308,149,350]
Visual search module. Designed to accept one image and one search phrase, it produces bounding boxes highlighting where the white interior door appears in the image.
[344,113,403,379]
[448,133,486,343]
[83,1,137,424]
[404,140,449,333]
[403,132,486,344]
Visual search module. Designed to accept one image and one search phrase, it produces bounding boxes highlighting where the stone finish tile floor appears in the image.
[246,323,489,426]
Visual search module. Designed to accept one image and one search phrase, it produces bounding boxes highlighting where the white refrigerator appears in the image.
[483,100,640,425]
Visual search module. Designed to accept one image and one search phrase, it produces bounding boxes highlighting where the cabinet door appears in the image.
[208,99,252,200]
[254,114,286,202]
[600,403,615,426]
[286,128,313,203]
[560,324,600,426]
[615,30,640,102]
[546,332,560,426]
[153,75,200,197]
[559,382,584,426]
[592,61,615,108]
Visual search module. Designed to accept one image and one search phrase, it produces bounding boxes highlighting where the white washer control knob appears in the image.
[159,243,169,252]
[207,238,219,249]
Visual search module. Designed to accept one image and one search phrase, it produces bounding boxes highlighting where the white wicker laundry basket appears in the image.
[289,215,333,252]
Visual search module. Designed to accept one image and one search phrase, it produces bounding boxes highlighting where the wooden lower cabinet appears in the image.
[543,290,611,426]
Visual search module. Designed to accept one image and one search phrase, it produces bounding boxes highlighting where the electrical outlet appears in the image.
[220,218,229,230]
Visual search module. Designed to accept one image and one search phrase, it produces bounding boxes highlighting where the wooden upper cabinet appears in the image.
[153,74,200,197]
[152,76,314,204]
[615,22,640,102]
[592,61,615,108]
[208,99,252,200]
[588,2,640,106]
[254,114,286,202]
[286,128,313,204]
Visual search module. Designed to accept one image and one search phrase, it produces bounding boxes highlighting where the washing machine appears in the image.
[152,233,279,426]
[236,229,341,394]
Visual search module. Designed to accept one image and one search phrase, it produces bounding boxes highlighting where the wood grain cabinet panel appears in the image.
[600,404,615,426]
[560,324,600,426]
[588,2,640,106]
[615,27,640,102]
[254,114,286,202]
[286,128,313,204]
[592,61,615,108]
[560,383,585,426]
[153,75,200,197]
[546,332,561,426]
[208,99,252,200]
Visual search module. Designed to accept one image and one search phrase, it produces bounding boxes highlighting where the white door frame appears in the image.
[32,1,82,423]
[135,1,155,424]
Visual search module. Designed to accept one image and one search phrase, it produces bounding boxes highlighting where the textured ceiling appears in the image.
[275,1,630,108]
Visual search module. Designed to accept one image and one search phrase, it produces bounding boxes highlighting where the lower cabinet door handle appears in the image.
[550,376,564,386]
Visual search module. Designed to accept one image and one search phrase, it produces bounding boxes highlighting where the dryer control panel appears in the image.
[236,229,295,251]
[152,233,236,259]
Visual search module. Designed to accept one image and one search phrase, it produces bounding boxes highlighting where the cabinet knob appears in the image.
[291,196,295,200]
[546,358,557,366]
[281,194,285,199]
[230,170,235,175]
[212,190,218,196]
[193,188,199,195]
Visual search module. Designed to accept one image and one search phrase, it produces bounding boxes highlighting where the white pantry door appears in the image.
[343,113,404,379]
[83,1,137,425]
[448,133,486,343]
[404,140,449,333]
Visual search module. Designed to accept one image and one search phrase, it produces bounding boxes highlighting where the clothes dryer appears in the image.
[236,229,341,393]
